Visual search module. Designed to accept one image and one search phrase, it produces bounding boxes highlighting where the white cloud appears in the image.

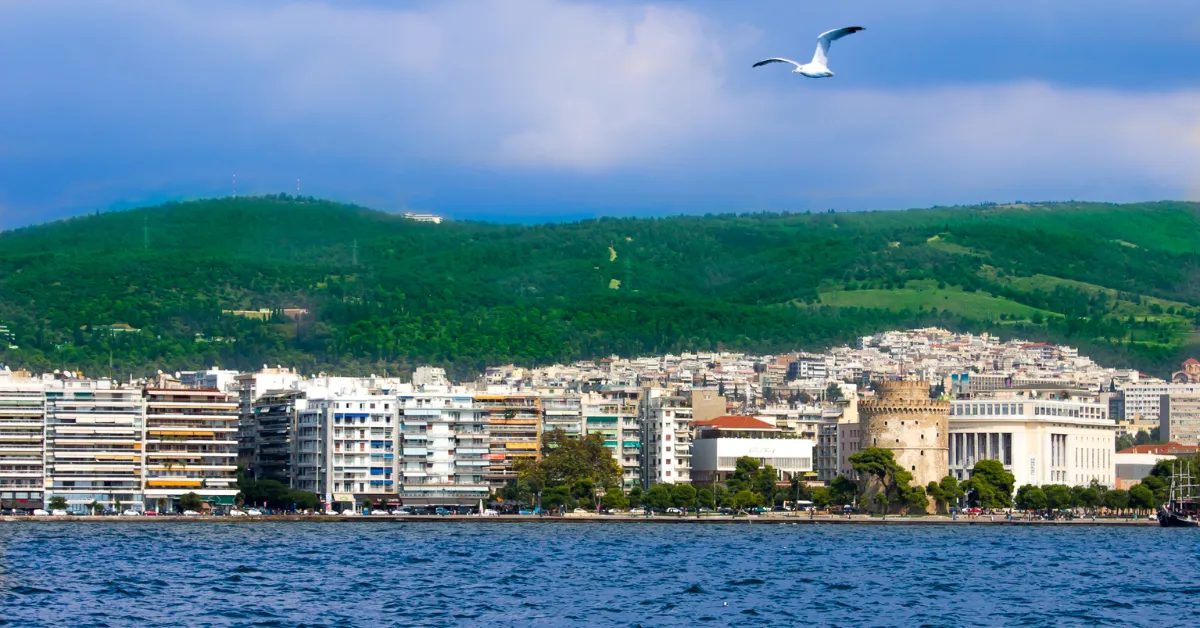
[1,0,1199,215]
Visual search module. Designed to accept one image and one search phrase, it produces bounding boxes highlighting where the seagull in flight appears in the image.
[753,26,864,78]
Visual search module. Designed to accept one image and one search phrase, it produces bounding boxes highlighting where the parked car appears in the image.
[666,507,682,514]
[629,508,646,515]
[50,509,69,516]
[32,509,50,516]
[518,509,533,515]
[572,508,587,514]
[144,510,158,516]
[246,508,263,516]
[183,510,201,516]
[228,509,246,517]
[483,509,498,516]
[324,509,339,516]
[121,510,141,517]
[340,509,357,516]
[434,507,451,516]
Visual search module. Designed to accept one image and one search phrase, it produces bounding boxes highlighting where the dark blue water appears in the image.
[1,522,1197,627]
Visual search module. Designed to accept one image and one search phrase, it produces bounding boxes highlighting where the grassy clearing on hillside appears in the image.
[981,269,1194,321]
[819,280,1054,321]
[925,234,977,256]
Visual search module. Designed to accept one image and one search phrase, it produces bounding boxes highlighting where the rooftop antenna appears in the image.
[296,178,301,195]
[233,173,237,198]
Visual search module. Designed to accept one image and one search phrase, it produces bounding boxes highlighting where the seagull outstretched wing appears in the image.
[812,26,864,66]
[752,58,801,69]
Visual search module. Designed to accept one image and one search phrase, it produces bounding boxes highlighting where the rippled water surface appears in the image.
[2,522,1198,626]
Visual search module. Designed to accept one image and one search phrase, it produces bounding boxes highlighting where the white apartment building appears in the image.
[398,390,489,507]
[45,379,144,513]
[540,391,583,439]
[1120,383,1200,422]
[949,398,1116,488]
[143,388,240,509]
[294,385,399,510]
[1160,394,1200,446]
[0,375,46,512]
[292,396,328,499]
[642,389,693,485]
[691,415,813,484]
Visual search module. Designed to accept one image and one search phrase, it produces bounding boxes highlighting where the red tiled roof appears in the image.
[694,415,776,430]
[1117,442,1200,455]
[1184,358,1200,366]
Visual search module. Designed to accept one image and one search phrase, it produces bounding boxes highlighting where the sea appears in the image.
[0,522,1196,627]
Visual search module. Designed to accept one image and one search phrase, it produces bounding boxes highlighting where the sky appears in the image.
[2,0,1200,225]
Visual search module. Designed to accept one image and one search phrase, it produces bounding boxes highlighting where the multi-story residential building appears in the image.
[248,390,302,483]
[233,367,301,470]
[691,415,814,484]
[642,389,693,485]
[475,392,541,490]
[583,386,642,490]
[292,396,328,499]
[398,390,489,507]
[1161,394,1200,446]
[1120,383,1200,424]
[948,397,1116,488]
[324,391,398,510]
[540,391,583,439]
[816,416,840,482]
[0,374,45,512]
[142,388,239,510]
[44,379,144,513]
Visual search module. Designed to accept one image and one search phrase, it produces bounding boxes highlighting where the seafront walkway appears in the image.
[1,513,1159,526]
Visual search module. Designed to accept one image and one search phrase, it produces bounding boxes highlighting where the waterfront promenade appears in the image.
[1,513,1159,526]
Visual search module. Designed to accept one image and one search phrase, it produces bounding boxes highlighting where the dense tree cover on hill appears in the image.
[1,196,1198,378]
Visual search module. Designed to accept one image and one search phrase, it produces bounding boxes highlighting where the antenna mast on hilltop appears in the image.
[296,178,301,195]
[233,174,238,198]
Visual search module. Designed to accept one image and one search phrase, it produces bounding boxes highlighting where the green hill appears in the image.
[1,196,1198,378]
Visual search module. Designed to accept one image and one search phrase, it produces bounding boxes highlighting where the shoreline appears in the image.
[1,514,1161,526]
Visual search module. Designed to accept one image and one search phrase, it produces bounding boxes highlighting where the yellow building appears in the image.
[475,393,541,490]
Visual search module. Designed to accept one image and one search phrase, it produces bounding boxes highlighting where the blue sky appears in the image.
[2,0,1199,226]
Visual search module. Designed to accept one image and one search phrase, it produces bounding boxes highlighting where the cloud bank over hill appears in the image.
[1,0,1199,224]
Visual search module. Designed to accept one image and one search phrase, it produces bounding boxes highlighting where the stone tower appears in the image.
[860,380,949,489]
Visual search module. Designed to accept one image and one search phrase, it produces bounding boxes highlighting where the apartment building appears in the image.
[949,397,1116,487]
[691,415,814,484]
[248,390,302,483]
[642,389,693,485]
[540,391,583,439]
[398,390,489,506]
[583,386,642,490]
[233,367,301,470]
[1161,394,1200,446]
[44,379,144,513]
[1120,383,1200,423]
[326,391,398,510]
[816,416,840,482]
[143,388,239,509]
[475,392,541,490]
[0,375,45,512]
[292,396,328,499]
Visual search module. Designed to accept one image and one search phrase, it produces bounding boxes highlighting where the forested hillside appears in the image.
[1,197,1198,379]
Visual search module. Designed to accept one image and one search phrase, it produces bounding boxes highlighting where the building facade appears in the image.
[44,379,144,513]
[582,386,642,490]
[642,389,693,485]
[0,376,46,512]
[475,393,541,490]
[949,398,1116,488]
[691,415,813,484]
[142,388,239,509]
[1161,394,1200,446]
[398,391,489,507]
